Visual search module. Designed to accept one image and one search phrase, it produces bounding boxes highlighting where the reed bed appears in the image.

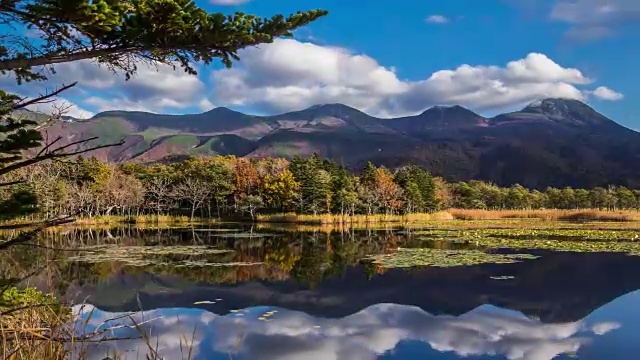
[448,209,640,222]
[256,212,454,225]
[74,215,194,225]
[1,288,196,360]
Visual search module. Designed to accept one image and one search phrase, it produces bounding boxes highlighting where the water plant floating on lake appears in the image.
[414,228,640,255]
[362,248,538,269]
[64,245,243,267]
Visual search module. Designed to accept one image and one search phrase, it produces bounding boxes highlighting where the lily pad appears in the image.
[65,245,238,267]
[363,248,538,269]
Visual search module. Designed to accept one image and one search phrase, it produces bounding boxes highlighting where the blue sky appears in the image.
[3,0,638,127]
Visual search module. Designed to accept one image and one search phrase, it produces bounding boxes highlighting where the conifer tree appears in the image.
[0,0,327,239]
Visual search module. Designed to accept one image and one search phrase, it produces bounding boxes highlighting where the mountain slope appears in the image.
[37,99,640,188]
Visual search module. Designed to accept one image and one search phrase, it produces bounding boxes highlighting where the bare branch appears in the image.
[0,214,77,250]
[10,82,77,110]
[36,135,63,156]
[0,179,26,188]
[0,138,125,178]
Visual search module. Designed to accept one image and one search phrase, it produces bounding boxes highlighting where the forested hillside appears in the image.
[34,98,640,189]
[3,154,639,221]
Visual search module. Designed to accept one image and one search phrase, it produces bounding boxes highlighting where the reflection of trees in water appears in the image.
[1,226,411,294]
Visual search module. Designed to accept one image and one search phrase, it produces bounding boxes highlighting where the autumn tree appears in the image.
[371,167,403,214]
[0,0,327,230]
[233,158,262,213]
[143,174,176,216]
[260,169,299,211]
[172,177,210,220]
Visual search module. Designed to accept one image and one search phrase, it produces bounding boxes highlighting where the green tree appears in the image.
[590,187,615,210]
[615,186,636,209]
[0,0,327,221]
[289,156,331,214]
[330,166,358,215]
[574,188,591,208]
[394,165,437,213]
[0,1,328,80]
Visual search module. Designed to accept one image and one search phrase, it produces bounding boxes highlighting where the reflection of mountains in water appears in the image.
[75,294,630,360]
[68,250,640,324]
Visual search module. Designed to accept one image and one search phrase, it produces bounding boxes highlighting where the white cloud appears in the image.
[563,26,615,41]
[550,0,640,40]
[74,303,616,360]
[590,86,624,101]
[84,96,155,113]
[0,74,95,119]
[1,58,212,116]
[198,98,216,112]
[426,15,450,24]
[590,322,621,335]
[50,60,209,112]
[26,97,95,119]
[211,39,619,117]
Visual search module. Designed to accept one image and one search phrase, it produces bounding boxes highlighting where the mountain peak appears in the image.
[206,106,239,114]
[523,98,585,111]
[277,103,369,120]
[519,98,612,126]
[412,104,486,128]
[422,104,475,115]
[305,103,362,113]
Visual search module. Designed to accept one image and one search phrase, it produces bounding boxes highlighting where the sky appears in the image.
[3,0,639,127]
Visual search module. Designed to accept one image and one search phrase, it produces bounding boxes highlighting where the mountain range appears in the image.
[37,98,640,188]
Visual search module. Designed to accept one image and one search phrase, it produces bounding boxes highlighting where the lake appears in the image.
[5,221,640,359]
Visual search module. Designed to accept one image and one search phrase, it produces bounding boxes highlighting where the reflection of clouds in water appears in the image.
[590,322,621,335]
[73,303,619,360]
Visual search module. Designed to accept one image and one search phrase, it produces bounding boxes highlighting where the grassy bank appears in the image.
[3,209,640,230]
[0,215,210,228]
[448,209,640,222]
[256,209,640,225]
[255,212,454,225]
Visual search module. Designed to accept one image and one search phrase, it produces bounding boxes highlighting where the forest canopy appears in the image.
[2,154,638,222]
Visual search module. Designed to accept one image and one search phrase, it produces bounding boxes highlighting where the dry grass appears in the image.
[1,288,196,360]
[1,288,71,359]
[448,209,640,222]
[74,215,195,225]
[256,212,454,225]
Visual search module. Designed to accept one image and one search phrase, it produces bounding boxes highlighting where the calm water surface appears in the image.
[8,224,640,359]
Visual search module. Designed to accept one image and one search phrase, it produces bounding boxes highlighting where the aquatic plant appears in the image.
[65,245,244,267]
[363,248,538,268]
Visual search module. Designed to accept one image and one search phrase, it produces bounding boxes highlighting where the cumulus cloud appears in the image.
[74,303,616,360]
[589,86,624,101]
[26,97,95,119]
[1,58,210,117]
[50,60,209,112]
[426,15,450,24]
[0,73,95,119]
[550,0,640,41]
[211,38,619,117]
